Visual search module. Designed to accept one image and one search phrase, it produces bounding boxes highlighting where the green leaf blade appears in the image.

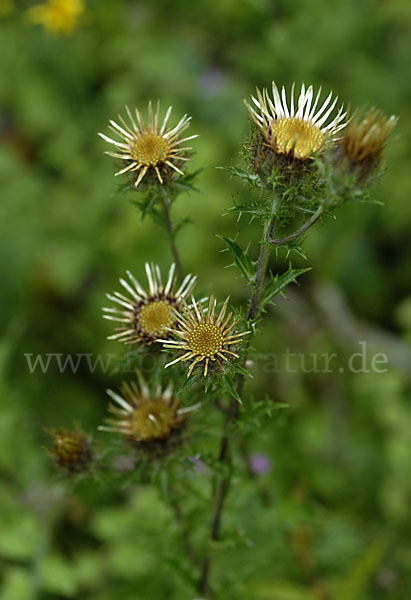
[260,266,311,309]
[219,236,255,283]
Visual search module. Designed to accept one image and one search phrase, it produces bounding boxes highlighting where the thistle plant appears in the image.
[44,83,397,598]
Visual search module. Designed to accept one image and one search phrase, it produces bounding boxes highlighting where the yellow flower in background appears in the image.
[0,0,14,16]
[26,0,85,36]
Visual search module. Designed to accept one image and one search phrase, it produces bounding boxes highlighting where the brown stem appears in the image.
[199,394,239,594]
[198,217,274,596]
[161,194,184,279]
[269,205,324,246]
[199,199,325,595]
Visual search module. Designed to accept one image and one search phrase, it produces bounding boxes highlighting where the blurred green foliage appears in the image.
[1,0,411,598]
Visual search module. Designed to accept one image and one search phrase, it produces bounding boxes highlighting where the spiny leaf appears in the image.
[225,202,266,219]
[219,236,255,283]
[132,188,162,222]
[217,165,262,187]
[231,362,253,378]
[222,373,243,404]
[235,398,289,431]
[176,373,200,395]
[260,266,311,309]
[169,167,203,194]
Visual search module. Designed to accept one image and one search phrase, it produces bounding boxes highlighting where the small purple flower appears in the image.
[249,452,272,476]
[197,68,225,97]
[187,454,209,475]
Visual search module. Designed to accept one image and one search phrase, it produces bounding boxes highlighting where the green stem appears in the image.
[247,215,276,320]
[161,194,184,279]
[269,204,324,246]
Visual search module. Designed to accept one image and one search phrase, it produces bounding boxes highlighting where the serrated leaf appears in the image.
[176,373,200,394]
[132,188,161,222]
[165,167,203,195]
[222,374,242,404]
[236,398,288,430]
[260,266,311,309]
[219,236,255,283]
[217,165,262,187]
[226,203,265,219]
[231,362,253,378]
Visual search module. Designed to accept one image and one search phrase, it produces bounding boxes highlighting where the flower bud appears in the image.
[45,426,92,472]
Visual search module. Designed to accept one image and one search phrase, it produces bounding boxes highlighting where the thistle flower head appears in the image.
[340,107,397,177]
[159,296,250,378]
[45,426,92,472]
[98,102,198,188]
[26,0,85,35]
[99,371,199,444]
[244,82,346,162]
[103,262,197,346]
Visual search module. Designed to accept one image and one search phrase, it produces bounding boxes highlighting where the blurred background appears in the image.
[1,0,411,598]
